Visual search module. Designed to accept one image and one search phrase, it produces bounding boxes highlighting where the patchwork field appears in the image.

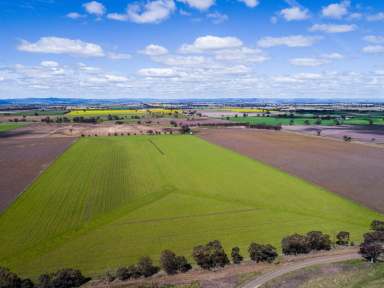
[68,109,181,117]
[199,128,384,213]
[0,135,381,278]
[0,122,25,132]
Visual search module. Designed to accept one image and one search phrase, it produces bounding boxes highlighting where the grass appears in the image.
[0,122,25,132]
[0,135,382,279]
[68,109,181,117]
[263,261,384,288]
[230,116,384,126]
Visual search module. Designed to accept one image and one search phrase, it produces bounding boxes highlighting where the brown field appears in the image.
[0,136,76,211]
[198,127,384,213]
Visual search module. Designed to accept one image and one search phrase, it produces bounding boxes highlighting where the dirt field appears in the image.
[0,136,76,212]
[284,125,384,145]
[198,128,384,213]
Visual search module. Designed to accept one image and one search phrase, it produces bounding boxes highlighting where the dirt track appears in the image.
[199,128,384,213]
[0,136,75,212]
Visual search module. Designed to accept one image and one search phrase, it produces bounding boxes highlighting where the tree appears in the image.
[192,240,229,270]
[180,125,191,134]
[37,269,88,288]
[282,234,310,255]
[160,250,178,275]
[136,257,159,278]
[248,243,278,263]
[20,279,34,288]
[306,231,331,251]
[0,267,22,288]
[336,231,350,246]
[115,267,130,281]
[231,247,243,264]
[371,220,384,232]
[175,256,191,273]
[360,242,384,263]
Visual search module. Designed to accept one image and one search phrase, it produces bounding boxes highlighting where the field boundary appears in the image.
[148,139,165,155]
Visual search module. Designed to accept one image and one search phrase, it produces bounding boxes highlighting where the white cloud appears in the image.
[280,7,310,21]
[309,24,356,33]
[290,58,328,67]
[214,47,268,63]
[177,0,215,10]
[366,12,384,22]
[66,12,85,19]
[322,1,349,19]
[364,35,384,44]
[83,1,106,16]
[138,67,181,77]
[322,52,344,59]
[363,45,384,54]
[180,35,243,53]
[140,44,169,56]
[104,74,129,82]
[107,52,132,60]
[207,12,228,24]
[238,0,259,8]
[108,0,175,24]
[257,35,321,48]
[17,37,105,57]
[40,61,59,67]
[154,55,206,66]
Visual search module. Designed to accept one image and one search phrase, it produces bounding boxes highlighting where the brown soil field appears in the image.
[0,135,76,212]
[198,127,384,213]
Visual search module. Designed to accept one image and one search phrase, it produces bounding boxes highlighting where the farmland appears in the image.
[68,109,181,117]
[229,116,384,126]
[0,122,25,132]
[0,135,381,278]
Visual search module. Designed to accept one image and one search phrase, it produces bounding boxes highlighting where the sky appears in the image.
[0,0,384,99]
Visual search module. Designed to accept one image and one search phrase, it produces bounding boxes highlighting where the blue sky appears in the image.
[0,0,384,99]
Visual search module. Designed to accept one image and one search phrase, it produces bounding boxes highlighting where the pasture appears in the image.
[0,135,381,278]
[0,122,25,132]
[68,109,181,117]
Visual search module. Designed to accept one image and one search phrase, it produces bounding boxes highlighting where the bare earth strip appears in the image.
[0,135,76,212]
[198,128,384,213]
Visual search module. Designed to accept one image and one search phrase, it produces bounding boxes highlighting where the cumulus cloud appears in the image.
[180,35,243,53]
[138,67,181,77]
[362,45,384,54]
[364,35,384,44]
[309,24,356,33]
[207,12,228,24]
[17,37,105,57]
[83,1,106,16]
[257,35,321,48]
[238,0,259,8]
[66,12,85,19]
[290,58,328,67]
[107,0,175,24]
[280,7,310,21]
[154,55,207,66]
[177,0,215,10]
[40,61,59,67]
[214,47,268,63]
[107,52,132,60]
[367,12,384,21]
[140,44,169,56]
[322,1,349,19]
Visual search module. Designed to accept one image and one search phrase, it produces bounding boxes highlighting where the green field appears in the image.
[0,136,381,278]
[0,122,25,132]
[230,116,384,126]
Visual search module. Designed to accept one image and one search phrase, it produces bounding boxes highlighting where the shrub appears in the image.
[306,231,331,251]
[20,279,34,288]
[0,267,22,288]
[192,240,229,270]
[115,267,130,281]
[336,231,350,246]
[248,243,278,263]
[359,229,384,263]
[136,257,159,278]
[282,234,310,255]
[160,250,178,275]
[230,247,243,264]
[175,256,191,273]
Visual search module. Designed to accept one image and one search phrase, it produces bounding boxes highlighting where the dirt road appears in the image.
[241,252,360,288]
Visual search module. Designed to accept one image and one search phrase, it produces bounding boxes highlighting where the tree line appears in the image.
[1,220,383,288]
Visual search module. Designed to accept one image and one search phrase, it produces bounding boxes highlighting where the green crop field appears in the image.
[0,122,25,132]
[230,116,384,126]
[0,136,381,278]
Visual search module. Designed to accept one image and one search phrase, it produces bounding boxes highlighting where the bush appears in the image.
[37,269,89,288]
[116,267,130,281]
[175,256,192,273]
[192,240,229,270]
[282,234,310,255]
[248,243,278,263]
[230,247,243,264]
[160,250,178,275]
[0,267,23,288]
[136,257,159,278]
[306,231,331,251]
[359,229,384,262]
[336,231,350,246]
